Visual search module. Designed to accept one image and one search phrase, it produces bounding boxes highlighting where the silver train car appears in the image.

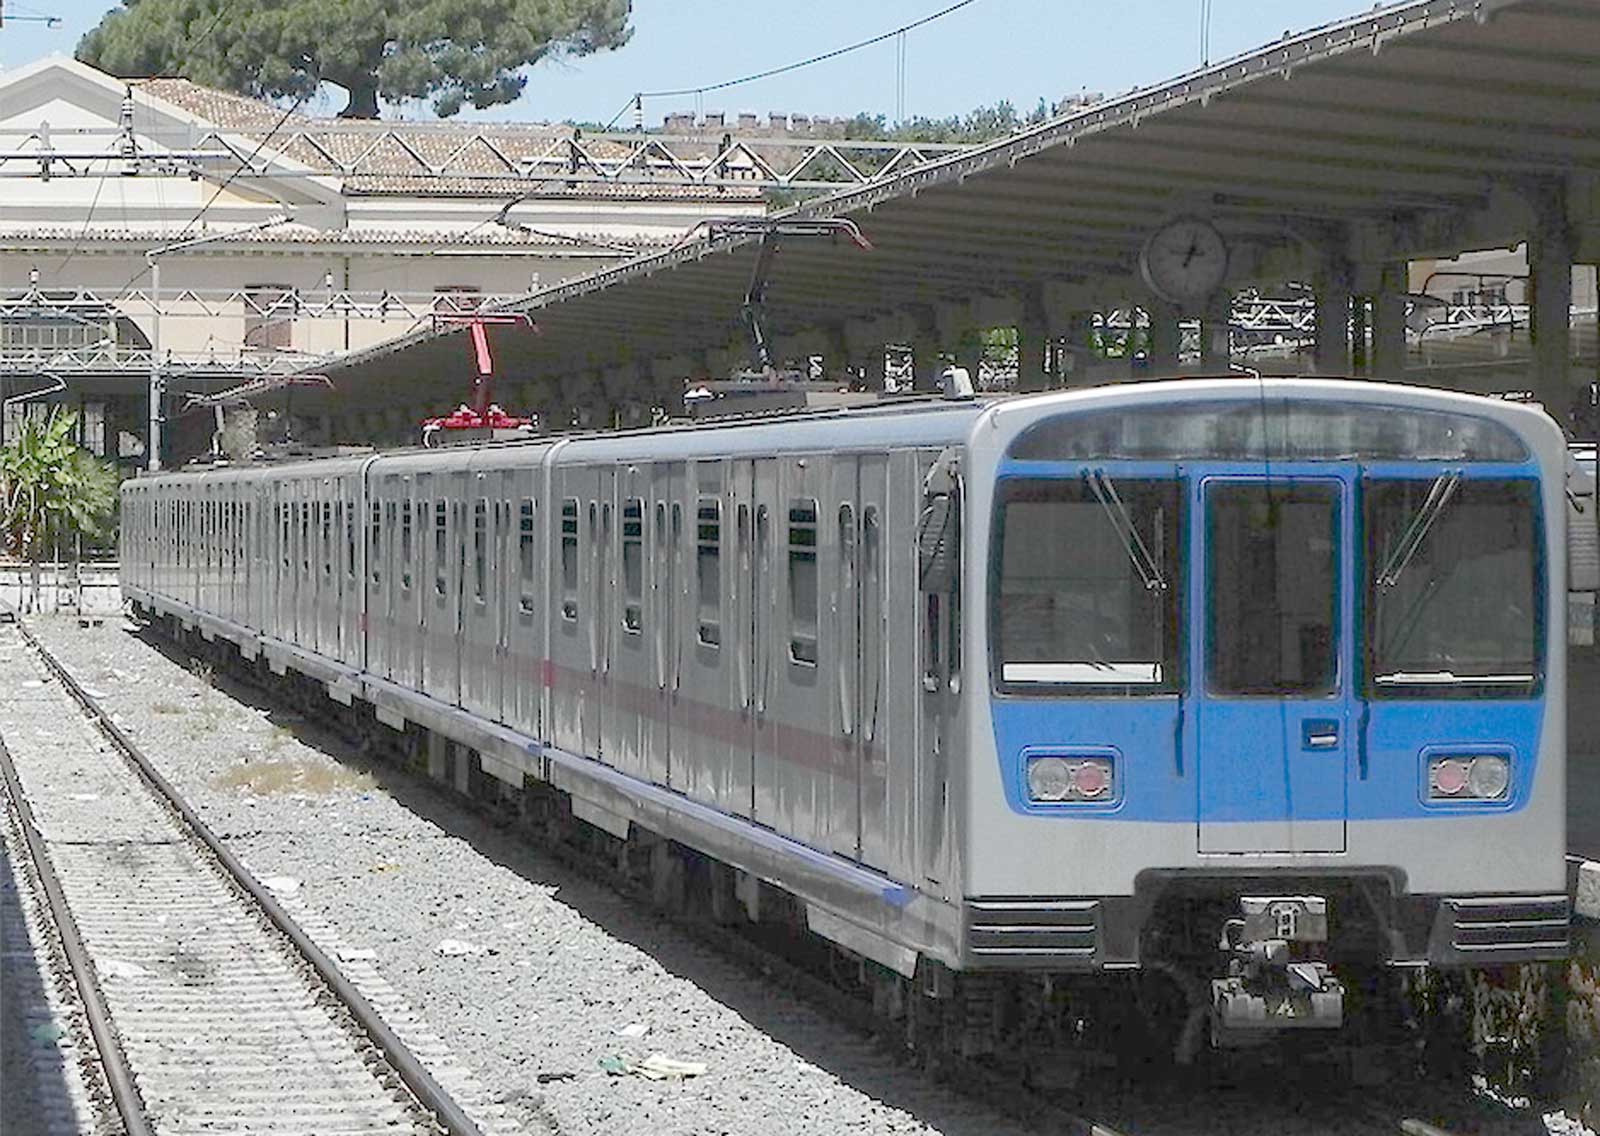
[121,379,1570,1049]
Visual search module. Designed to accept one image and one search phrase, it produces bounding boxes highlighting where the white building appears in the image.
[0,57,764,464]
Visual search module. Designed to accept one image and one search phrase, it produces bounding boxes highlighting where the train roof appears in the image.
[128,377,1565,486]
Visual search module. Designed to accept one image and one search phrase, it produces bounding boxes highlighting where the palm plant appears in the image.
[0,409,118,612]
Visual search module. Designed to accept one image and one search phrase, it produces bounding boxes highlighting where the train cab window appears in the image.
[696,498,721,647]
[622,498,644,633]
[1365,478,1540,698]
[369,502,382,586]
[473,499,488,604]
[788,499,819,665]
[518,499,535,614]
[993,477,1181,693]
[401,501,414,591]
[1208,483,1336,696]
[434,501,447,595]
[560,498,579,620]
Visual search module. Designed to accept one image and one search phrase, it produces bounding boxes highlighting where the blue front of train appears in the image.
[959,380,1568,1037]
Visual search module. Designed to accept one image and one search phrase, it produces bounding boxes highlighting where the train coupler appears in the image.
[1211,896,1345,1044]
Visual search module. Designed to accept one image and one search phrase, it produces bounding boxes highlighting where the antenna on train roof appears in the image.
[683,217,872,378]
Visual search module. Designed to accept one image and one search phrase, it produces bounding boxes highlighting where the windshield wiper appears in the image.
[1087,469,1166,592]
[1376,472,1460,591]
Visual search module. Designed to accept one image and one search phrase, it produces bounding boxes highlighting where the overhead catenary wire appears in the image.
[604,0,988,129]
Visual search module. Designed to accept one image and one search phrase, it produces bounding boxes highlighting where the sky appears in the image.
[2,1,1373,127]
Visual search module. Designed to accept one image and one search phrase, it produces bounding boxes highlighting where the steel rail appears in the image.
[0,731,154,1136]
[14,620,487,1136]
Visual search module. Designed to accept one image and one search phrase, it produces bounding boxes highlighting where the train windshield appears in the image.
[1365,478,1540,697]
[992,477,1181,693]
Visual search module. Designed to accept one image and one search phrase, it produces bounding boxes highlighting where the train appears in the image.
[120,377,1570,1060]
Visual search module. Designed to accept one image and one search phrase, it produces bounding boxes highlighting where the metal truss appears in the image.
[0,123,973,192]
[0,342,331,380]
[2,286,531,322]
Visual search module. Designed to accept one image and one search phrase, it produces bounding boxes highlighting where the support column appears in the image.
[1146,300,1181,374]
[1372,261,1407,379]
[862,346,887,392]
[1529,180,1574,418]
[1059,309,1097,388]
[909,306,941,393]
[956,333,984,392]
[1200,293,1231,372]
[1313,258,1353,375]
[1016,284,1050,392]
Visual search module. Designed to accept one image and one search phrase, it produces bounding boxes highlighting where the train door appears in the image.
[856,455,892,869]
[742,458,776,822]
[916,447,963,893]
[506,472,540,739]
[589,472,613,762]
[548,467,596,758]
[1193,473,1352,854]
[461,470,500,719]
[646,464,681,787]
[828,457,865,859]
[607,467,650,779]
[676,461,735,809]
[756,456,832,848]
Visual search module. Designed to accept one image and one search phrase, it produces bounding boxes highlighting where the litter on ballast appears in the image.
[263,876,301,896]
[615,1022,650,1039]
[598,1053,707,1080]
[97,959,149,980]
[435,938,486,957]
[337,947,379,962]
[535,1070,577,1084]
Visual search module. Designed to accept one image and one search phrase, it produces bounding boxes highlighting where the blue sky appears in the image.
[3,1,1370,126]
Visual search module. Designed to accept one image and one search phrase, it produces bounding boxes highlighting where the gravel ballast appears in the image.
[33,619,1030,1136]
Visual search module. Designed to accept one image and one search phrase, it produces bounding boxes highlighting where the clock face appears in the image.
[1139,217,1229,308]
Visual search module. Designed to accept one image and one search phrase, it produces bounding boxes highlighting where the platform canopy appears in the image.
[317,0,1600,413]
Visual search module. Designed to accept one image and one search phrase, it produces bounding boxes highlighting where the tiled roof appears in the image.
[133,78,761,201]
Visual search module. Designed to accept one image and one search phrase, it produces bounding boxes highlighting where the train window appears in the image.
[434,501,447,595]
[993,477,1182,693]
[1208,483,1336,697]
[1365,478,1540,698]
[279,504,289,568]
[368,502,382,585]
[518,499,535,614]
[561,498,579,621]
[300,502,310,574]
[696,498,721,647]
[346,505,356,580]
[788,500,819,665]
[322,502,333,577]
[622,498,644,633]
[401,501,414,590]
[473,499,487,604]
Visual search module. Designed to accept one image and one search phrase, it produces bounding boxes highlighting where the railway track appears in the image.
[54,614,1546,1136]
[0,622,514,1136]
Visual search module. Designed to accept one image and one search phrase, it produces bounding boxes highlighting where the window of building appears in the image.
[788,499,819,664]
[696,498,721,647]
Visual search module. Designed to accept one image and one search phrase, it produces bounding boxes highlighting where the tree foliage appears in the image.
[78,0,632,119]
[0,410,118,565]
[842,98,1065,143]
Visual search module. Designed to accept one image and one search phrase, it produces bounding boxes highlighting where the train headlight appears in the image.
[1025,755,1115,804]
[1427,754,1510,801]
[1466,755,1511,800]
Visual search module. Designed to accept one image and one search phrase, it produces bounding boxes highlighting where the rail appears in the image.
[12,619,488,1136]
